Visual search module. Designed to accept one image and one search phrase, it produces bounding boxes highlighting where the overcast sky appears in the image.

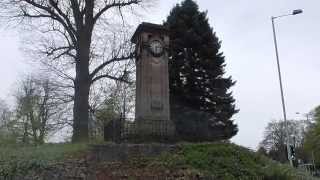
[1,0,320,149]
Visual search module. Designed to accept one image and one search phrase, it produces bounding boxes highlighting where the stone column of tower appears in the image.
[131,22,175,137]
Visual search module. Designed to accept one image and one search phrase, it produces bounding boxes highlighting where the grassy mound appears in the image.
[156,143,315,179]
[0,142,317,179]
[0,143,88,178]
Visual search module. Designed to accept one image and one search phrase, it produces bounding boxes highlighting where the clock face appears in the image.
[149,40,164,57]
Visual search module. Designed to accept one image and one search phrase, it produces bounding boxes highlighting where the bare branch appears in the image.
[90,53,133,79]
[93,0,141,24]
[40,60,75,83]
[91,74,132,85]
[21,0,77,44]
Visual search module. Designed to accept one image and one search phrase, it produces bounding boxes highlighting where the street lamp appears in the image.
[271,9,303,166]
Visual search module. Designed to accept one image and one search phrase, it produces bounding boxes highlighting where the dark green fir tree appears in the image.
[165,0,238,141]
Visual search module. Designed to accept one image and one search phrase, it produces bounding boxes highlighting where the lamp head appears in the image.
[292,9,303,15]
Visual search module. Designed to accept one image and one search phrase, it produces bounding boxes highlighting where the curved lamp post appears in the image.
[271,9,303,166]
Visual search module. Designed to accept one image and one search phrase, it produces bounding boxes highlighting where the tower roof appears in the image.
[131,22,169,43]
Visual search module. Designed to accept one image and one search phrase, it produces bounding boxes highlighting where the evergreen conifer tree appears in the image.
[165,0,238,141]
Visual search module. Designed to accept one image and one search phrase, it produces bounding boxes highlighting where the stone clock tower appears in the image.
[131,22,174,136]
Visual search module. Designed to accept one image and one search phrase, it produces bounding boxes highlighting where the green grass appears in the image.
[0,143,88,178]
[0,142,317,180]
[156,143,317,180]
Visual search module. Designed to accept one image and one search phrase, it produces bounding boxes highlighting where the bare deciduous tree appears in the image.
[14,75,69,144]
[0,99,9,126]
[89,69,135,139]
[0,99,12,132]
[1,0,152,142]
[0,99,17,144]
[259,120,306,163]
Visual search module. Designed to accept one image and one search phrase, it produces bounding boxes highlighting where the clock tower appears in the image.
[131,22,174,136]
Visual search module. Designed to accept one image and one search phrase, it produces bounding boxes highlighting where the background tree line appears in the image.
[0,73,135,145]
[0,75,68,145]
[258,105,320,168]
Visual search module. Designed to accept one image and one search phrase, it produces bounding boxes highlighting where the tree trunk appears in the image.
[29,111,39,144]
[23,121,29,144]
[72,36,91,142]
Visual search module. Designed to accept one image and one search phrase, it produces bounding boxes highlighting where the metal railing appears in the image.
[104,117,175,143]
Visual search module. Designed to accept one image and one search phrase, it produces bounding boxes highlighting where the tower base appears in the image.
[135,118,175,138]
